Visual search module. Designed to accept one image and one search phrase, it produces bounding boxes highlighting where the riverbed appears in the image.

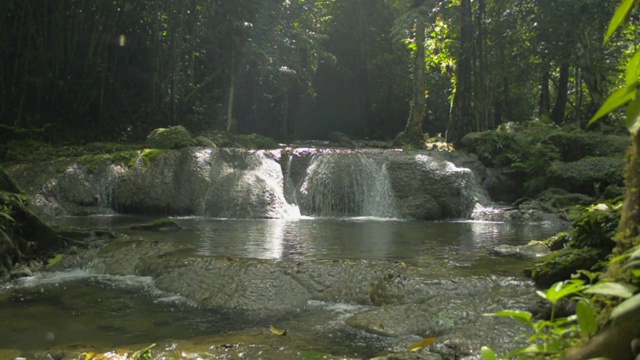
[0,216,565,359]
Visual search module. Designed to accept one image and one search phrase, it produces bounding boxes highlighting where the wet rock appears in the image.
[129,218,183,232]
[6,148,490,220]
[372,352,443,360]
[346,301,475,337]
[328,131,357,148]
[491,242,550,259]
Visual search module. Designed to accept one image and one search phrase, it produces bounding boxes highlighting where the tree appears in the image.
[446,0,473,145]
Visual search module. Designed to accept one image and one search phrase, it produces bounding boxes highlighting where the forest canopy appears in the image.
[0,0,630,144]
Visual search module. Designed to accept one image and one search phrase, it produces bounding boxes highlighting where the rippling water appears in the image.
[0,216,566,356]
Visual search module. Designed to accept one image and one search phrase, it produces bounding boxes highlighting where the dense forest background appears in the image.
[0,0,634,144]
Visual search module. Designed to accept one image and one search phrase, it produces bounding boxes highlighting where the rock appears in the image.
[372,352,443,360]
[524,247,605,287]
[6,148,490,220]
[146,125,195,149]
[547,156,625,196]
[194,135,216,148]
[491,242,550,259]
[328,131,356,148]
[129,218,183,232]
[483,168,522,203]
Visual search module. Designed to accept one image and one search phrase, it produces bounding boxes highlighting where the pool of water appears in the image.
[1,216,567,356]
[55,215,565,265]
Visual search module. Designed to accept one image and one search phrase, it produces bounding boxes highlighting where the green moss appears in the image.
[146,125,195,149]
[140,149,167,164]
[110,150,140,167]
[525,247,606,287]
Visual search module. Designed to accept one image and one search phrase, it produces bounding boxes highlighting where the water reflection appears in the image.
[57,216,566,266]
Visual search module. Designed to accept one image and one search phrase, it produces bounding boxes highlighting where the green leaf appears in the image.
[589,85,637,125]
[623,259,640,270]
[604,0,636,43]
[543,280,587,303]
[625,48,640,86]
[625,95,640,135]
[48,254,64,266]
[584,282,637,299]
[630,245,640,260]
[488,310,532,325]
[576,300,597,337]
[481,346,498,360]
[633,269,640,278]
[610,293,640,319]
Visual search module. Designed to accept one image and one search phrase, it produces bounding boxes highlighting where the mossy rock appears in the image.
[194,135,216,148]
[524,247,606,287]
[129,218,182,232]
[545,130,628,162]
[146,125,195,149]
[547,157,625,196]
[569,203,619,250]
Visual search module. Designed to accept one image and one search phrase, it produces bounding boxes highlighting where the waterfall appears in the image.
[98,165,124,212]
[197,149,301,219]
[295,152,398,217]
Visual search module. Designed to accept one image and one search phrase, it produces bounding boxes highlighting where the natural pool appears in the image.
[0,216,566,358]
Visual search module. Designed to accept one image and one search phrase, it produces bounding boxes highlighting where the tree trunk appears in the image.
[403,7,427,146]
[539,69,551,120]
[551,63,570,125]
[226,51,236,134]
[447,0,473,145]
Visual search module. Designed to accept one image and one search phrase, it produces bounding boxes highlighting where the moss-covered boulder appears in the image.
[524,247,605,287]
[194,135,216,148]
[146,125,195,149]
[568,203,619,250]
[545,130,629,162]
[547,157,625,196]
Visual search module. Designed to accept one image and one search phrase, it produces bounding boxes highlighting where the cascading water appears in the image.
[196,149,301,219]
[295,152,398,217]
[98,165,124,212]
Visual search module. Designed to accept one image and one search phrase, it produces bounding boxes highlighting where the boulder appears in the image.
[547,157,624,196]
[524,247,606,287]
[146,125,195,149]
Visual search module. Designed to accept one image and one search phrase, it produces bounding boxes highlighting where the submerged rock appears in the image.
[491,242,550,259]
[129,218,183,232]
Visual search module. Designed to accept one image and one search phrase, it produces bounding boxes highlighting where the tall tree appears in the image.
[446,0,473,145]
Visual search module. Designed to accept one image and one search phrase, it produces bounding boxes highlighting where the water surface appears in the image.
[1,216,566,355]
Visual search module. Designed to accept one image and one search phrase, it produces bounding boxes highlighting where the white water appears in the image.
[295,153,398,217]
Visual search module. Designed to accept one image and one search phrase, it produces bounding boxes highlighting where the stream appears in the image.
[0,216,565,359]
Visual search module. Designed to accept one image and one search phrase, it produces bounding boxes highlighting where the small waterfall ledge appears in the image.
[5,147,490,220]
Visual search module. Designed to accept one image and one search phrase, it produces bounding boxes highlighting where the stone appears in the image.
[547,157,625,196]
[146,125,195,149]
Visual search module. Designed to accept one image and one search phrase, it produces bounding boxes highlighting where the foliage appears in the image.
[525,247,606,288]
[589,0,640,136]
[483,280,594,359]
[568,202,621,249]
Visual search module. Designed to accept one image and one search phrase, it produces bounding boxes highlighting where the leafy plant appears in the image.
[483,279,595,359]
[589,0,640,134]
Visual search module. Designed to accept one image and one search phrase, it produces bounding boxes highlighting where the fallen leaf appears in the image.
[269,324,287,336]
[408,337,437,352]
[48,254,64,266]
